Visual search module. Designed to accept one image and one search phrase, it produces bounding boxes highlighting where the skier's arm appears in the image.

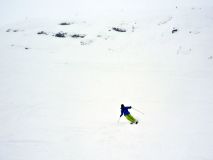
[127,106,132,109]
[120,111,124,117]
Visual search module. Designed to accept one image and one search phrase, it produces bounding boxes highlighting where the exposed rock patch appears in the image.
[37,31,48,35]
[71,34,86,38]
[112,27,126,32]
[6,29,20,32]
[54,32,67,38]
[59,22,71,25]
[172,28,178,34]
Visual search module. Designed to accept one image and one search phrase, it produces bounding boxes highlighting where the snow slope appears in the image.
[0,0,213,160]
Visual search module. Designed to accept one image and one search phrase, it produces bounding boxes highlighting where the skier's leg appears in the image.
[128,114,137,123]
[125,114,135,123]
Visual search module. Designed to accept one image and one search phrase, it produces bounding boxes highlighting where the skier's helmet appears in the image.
[121,104,124,109]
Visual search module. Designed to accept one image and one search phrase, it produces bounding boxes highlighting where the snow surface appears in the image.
[0,0,213,160]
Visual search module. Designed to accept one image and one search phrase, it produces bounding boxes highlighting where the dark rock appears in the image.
[6,29,11,32]
[71,34,86,38]
[55,32,67,38]
[112,27,126,32]
[37,31,48,35]
[59,22,71,25]
[172,28,178,34]
[6,29,20,32]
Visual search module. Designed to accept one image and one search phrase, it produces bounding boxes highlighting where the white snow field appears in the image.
[0,0,213,160]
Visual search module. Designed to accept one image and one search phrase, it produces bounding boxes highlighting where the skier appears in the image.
[120,104,138,124]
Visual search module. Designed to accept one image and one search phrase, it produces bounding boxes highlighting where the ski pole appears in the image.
[132,107,144,115]
[117,117,121,124]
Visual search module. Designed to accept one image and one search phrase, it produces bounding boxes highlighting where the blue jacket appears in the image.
[120,106,132,117]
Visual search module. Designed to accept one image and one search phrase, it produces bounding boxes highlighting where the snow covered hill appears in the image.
[0,0,213,160]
